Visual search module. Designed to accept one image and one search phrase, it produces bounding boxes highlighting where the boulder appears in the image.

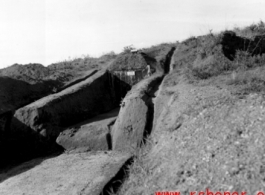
[57,108,119,152]
[112,74,163,152]
[0,151,131,195]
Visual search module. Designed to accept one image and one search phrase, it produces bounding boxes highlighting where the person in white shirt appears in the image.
[147,65,151,77]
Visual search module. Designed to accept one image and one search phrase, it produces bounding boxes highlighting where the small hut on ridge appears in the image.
[108,51,157,86]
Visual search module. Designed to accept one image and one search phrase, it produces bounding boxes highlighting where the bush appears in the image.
[191,45,233,79]
[227,67,265,94]
[234,20,265,38]
[123,45,135,53]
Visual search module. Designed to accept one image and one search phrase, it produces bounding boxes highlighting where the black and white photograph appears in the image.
[0,0,265,194]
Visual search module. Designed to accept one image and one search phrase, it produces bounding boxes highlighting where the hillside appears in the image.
[0,53,116,114]
[114,21,265,194]
[1,22,265,194]
[0,53,116,85]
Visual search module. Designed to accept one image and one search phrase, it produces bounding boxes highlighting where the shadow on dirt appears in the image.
[0,152,61,183]
[0,72,131,179]
[164,47,176,74]
[0,117,64,175]
[143,76,164,140]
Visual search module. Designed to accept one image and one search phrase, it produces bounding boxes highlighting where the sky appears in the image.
[0,0,264,68]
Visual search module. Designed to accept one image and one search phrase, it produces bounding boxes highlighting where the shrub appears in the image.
[234,20,265,38]
[233,50,265,69]
[227,67,265,94]
[190,30,265,80]
[191,45,233,79]
[123,45,135,53]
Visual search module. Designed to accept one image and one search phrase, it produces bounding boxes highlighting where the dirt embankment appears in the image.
[112,73,164,153]
[114,69,265,194]
[0,76,57,115]
[0,53,115,86]
[0,70,130,168]
[0,73,165,195]
[114,26,265,193]
[12,70,128,140]
[0,68,98,116]
[0,45,176,194]
[0,57,111,115]
[117,62,265,195]
[0,71,164,195]
[56,108,119,152]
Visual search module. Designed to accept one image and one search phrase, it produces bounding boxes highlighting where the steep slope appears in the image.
[116,71,265,194]
[115,23,265,194]
[4,23,265,194]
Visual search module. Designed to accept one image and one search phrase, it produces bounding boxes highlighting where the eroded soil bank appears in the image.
[11,70,129,140]
[56,108,120,152]
[0,46,176,194]
[0,73,166,195]
[1,70,130,168]
[111,73,164,153]
[116,70,265,194]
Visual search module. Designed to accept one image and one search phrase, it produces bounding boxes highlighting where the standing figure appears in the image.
[147,64,151,77]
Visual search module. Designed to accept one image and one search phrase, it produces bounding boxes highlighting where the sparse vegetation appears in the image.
[115,137,154,195]
[234,20,265,38]
[3,21,265,195]
[168,21,265,92]
[50,52,117,71]
[110,22,265,195]
[123,45,136,53]
[226,67,265,94]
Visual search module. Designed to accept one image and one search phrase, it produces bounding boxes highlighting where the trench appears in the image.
[164,47,176,74]
[101,78,163,195]
[0,71,131,169]
[101,46,176,195]
[1,46,176,194]
[143,76,164,140]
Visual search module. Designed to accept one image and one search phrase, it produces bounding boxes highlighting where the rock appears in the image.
[0,151,131,195]
[112,74,163,152]
[11,70,127,141]
[56,108,119,152]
